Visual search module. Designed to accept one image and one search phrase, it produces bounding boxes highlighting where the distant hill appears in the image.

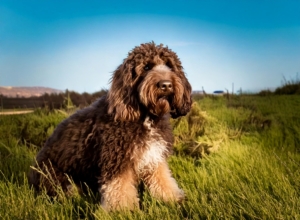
[0,86,63,98]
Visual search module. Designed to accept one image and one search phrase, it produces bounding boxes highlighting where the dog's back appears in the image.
[28,97,106,195]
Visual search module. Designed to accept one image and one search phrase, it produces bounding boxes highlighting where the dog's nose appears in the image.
[158,80,173,92]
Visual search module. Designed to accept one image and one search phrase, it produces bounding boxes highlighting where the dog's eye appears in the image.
[144,63,154,71]
[166,60,173,69]
[144,65,150,70]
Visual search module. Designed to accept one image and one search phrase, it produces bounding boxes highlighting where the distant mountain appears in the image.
[0,86,63,98]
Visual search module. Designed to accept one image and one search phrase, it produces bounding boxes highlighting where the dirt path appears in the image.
[0,110,34,115]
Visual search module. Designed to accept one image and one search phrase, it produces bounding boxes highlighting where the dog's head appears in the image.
[107,42,192,121]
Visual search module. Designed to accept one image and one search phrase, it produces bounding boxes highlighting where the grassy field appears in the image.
[0,95,299,219]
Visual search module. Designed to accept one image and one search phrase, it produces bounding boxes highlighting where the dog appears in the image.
[28,42,192,211]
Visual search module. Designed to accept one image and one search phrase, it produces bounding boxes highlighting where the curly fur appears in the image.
[28,42,192,211]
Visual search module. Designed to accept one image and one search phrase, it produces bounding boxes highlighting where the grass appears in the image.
[0,95,299,219]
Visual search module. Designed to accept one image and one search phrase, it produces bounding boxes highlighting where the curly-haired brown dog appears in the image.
[28,42,192,211]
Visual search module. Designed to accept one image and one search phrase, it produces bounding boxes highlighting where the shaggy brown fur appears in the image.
[28,42,192,211]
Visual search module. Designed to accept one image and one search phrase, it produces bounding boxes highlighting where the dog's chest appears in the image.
[135,119,168,173]
[137,136,167,171]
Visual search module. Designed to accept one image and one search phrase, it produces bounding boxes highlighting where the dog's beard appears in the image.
[152,96,172,117]
[139,87,174,117]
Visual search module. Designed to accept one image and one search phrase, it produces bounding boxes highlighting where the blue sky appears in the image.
[1,0,300,93]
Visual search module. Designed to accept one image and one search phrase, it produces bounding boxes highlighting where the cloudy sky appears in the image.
[1,0,300,93]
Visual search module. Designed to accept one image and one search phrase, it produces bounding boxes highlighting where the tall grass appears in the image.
[0,95,299,219]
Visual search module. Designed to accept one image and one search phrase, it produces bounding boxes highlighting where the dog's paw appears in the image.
[174,188,185,203]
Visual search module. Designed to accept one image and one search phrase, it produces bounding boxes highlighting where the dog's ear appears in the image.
[171,72,193,119]
[107,61,140,121]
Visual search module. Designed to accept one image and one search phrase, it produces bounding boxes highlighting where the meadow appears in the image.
[0,94,299,219]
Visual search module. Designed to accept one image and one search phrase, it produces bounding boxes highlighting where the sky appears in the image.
[1,0,300,94]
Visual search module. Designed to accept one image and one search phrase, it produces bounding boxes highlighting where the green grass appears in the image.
[0,95,299,219]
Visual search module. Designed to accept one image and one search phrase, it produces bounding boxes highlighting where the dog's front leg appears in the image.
[99,168,139,211]
[142,161,185,202]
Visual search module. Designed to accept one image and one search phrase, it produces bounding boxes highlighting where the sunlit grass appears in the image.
[0,95,299,219]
